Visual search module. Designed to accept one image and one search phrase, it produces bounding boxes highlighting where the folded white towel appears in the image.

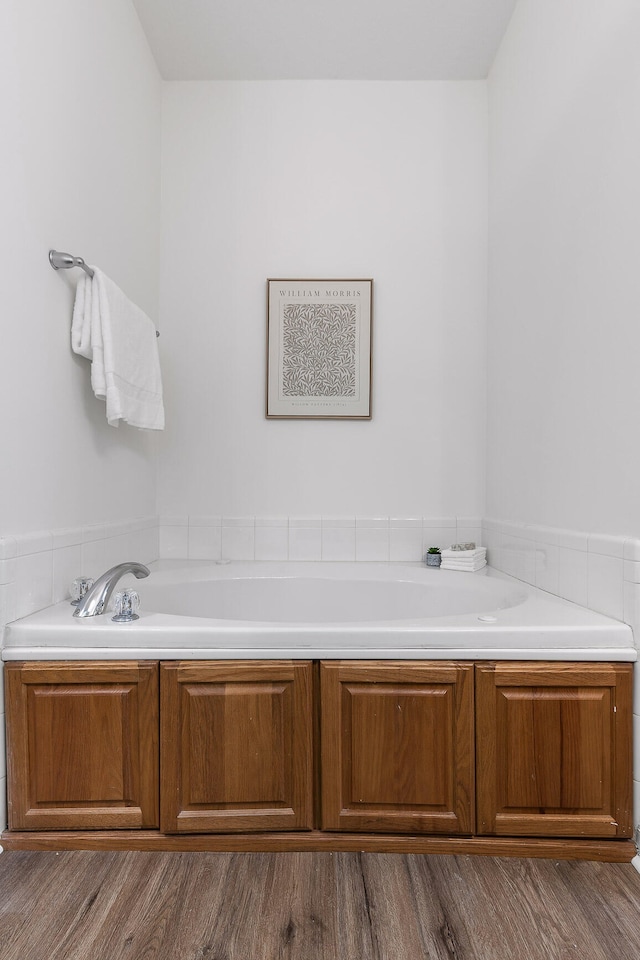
[442,557,486,565]
[441,547,486,561]
[72,268,164,430]
[441,559,487,572]
[441,557,486,567]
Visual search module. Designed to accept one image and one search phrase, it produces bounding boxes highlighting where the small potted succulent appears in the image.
[425,546,441,567]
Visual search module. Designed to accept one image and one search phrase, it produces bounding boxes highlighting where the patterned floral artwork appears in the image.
[281,303,357,397]
[266,279,372,418]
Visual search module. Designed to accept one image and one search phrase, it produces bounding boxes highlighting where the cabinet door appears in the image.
[321,661,474,834]
[161,661,313,834]
[476,662,633,838]
[6,661,159,830]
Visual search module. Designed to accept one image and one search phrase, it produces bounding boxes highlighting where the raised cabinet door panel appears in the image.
[320,661,475,834]
[476,663,633,838]
[161,661,314,834]
[5,661,159,830]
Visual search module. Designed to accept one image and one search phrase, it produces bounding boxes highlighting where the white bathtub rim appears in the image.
[2,561,634,659]
[2,646,635,662]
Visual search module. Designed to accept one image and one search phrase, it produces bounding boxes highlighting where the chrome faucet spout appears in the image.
[73,561,150,617]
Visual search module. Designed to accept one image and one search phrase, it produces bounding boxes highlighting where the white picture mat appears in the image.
[267,279,372,419]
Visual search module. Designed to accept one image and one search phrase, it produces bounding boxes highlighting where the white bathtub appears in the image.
[3,561,635,661]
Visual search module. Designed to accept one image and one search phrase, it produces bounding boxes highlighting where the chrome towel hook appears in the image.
[49,249,94,278]
[49,249,160,336]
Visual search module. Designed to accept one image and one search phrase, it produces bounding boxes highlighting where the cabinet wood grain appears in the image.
[476,662,633,838]
[5,661,159,830]
[5,657,633,851]
[320,661,475,834]
[160,660,314,833]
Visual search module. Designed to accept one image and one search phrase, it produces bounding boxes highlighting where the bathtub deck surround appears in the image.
[4,514,640,640]
[1,553,637,856]
[4,561,634,661]
[3,515,640,844]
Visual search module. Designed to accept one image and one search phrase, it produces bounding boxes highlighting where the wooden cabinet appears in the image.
[3,657,633,853]
[476,662,633,838]
[160,660,314,834]
[320,661,475,834]
[5,661,158,830]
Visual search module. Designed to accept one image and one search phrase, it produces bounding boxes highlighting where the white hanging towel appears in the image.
[71,268,164,430]
[70,273,93,360]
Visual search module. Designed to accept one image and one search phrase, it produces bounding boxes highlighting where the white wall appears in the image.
[159,81,487,518]
[487,0,640,537]
[0,0,162,536]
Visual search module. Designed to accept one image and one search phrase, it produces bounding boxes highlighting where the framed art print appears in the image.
[266,278,373,419]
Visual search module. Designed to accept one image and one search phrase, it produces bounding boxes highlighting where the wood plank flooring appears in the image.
[0,851,639,959]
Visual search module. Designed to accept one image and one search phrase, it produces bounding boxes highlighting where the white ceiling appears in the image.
[132,0,518,81]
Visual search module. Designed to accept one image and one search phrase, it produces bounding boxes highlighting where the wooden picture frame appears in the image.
[266,278,372,419]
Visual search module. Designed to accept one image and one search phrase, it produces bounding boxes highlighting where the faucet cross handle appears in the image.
[112,589,141,623]
[70,576,94,607]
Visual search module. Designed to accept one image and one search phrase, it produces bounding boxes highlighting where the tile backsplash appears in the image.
[2,511,639,645]
[5,511,634,629]
[0,514,480,636]
[0,516,158,629]
[482,517,640,631]
[159,515,481,565]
